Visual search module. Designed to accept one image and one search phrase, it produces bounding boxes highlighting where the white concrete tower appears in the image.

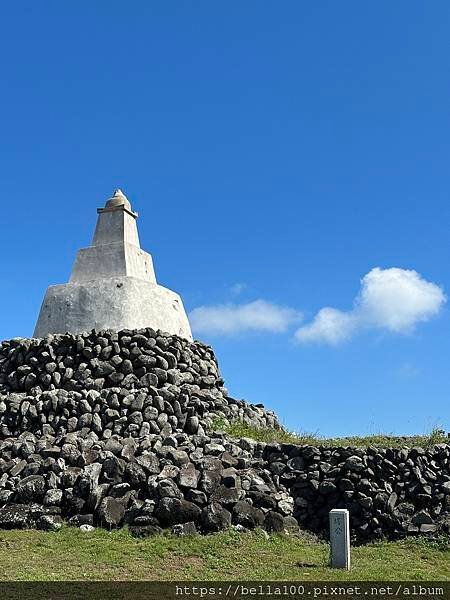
[33,190,193,340]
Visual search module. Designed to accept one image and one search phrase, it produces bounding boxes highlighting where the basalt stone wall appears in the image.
[0,430,448,541]
[0,329,281,437]
[0,429,297,536]
[0,330,448,542]
[263,442,450,542]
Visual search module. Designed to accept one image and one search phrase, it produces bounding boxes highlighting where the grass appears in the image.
[0,425,447,590]
[211,420,449,449]
[0,526,448,581]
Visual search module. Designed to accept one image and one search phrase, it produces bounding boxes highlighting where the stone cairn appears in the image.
[0,328,449,542]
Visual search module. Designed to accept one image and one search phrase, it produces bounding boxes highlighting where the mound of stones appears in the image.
[0,328,448,542]
[0,328,280,438]
[0,329,292,536]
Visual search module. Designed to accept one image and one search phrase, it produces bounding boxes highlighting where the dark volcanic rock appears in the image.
[17,476,46,503]
[154,498,201,526]
[201,503,232,532]
[263,511,285,533]
[98,497,126,527]
[232,501,265,528]
[129,525,163,538]
[0,504,30,529]
[0,329,447,543]
[36,514,63,531]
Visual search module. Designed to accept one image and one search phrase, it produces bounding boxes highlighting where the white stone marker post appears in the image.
[329,509,351,569]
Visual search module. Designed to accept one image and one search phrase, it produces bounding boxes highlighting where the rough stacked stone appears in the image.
[263,442,450,542]
[0,328,281,437]
[0,329,448,542]
[0,429,296,535]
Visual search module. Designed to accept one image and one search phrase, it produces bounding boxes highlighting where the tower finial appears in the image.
[105,188,131,210]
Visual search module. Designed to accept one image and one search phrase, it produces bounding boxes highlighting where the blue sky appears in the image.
[1,2,449,436]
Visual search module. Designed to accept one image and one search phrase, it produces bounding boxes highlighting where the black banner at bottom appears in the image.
[0,581,448,600]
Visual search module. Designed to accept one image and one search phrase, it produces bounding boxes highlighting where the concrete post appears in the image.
[329,509,351,569]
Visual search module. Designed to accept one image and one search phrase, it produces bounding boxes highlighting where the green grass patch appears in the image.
[212,419,449,449]
[0,527,447,581]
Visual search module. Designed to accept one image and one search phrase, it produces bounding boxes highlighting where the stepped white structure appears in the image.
[33,189,193,340]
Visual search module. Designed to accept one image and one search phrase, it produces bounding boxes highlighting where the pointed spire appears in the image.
[105,188,131,211]
[34,187,193,340]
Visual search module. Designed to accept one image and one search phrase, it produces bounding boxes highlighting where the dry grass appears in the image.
[212,419,449,449]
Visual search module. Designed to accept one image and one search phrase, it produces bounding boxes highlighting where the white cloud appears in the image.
[189,299,302,336]
[295,307,356,345]
[357,267,445,331]
[295,267,446,345]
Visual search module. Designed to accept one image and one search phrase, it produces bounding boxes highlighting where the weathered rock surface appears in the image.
[0,328,279,436]
[0,329,448,542]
